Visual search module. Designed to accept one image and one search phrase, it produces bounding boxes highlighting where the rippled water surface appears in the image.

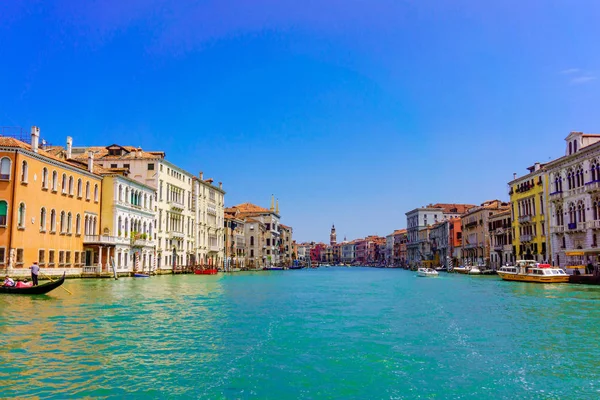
[1,268,600,399]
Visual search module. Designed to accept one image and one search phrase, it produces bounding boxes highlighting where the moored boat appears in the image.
[0,273,66,295]
[452,266,469,274]
[194,269,218,275]
[264,267,284,271]
[497,260,569,283]
[468,266,482,275]
[417,268,439,277]
[133,273,150,278]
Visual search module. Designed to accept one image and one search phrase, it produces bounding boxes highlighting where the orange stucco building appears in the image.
[0,128,102,276]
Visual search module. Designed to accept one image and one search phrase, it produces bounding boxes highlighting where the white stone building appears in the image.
[100,174,156,273]
[71,144,225,272]
[547,132,600,269]
[193,173,225,267]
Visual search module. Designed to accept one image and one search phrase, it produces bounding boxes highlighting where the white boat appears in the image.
[468,266,482,275]
[497,261,569,283]
[417,268,439,277]
[452,266,469,274]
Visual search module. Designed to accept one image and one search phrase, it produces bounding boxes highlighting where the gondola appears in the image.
[0,273,66,295]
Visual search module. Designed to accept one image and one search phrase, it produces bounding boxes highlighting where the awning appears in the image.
[565,251,585,256]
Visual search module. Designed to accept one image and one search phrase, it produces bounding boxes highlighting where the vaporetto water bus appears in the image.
[497,260,569,283]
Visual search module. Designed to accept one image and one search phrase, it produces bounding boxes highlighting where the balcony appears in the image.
[520,235,533,243]
[585,181,600,193]
[567,187,585,197]
[133,239,153,247]
[495,227,505,235]
[84,235,129,245]
[566,222,586,232]
[587,220,600,230]
[168,199,185,211]
[169,231,185,239]
[549,191,563,202]
[550,226,565,234]
[210,244,220,252]
[518,215,532,224]
[493,245,504,251]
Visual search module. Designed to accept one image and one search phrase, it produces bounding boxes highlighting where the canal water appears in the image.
[1,268,599,399]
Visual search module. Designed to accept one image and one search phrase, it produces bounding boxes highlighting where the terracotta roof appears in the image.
[0,137,107,175]
[231,203,272,214]
[70,144,164,161]
[430,203,476,214]
[392,229,407,235]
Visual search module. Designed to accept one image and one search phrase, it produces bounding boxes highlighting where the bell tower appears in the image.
[330,224,337,246]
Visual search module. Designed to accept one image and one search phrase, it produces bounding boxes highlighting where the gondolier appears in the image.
[29,261,40,286]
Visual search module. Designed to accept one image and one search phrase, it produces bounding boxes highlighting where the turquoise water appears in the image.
[1,268,600,399]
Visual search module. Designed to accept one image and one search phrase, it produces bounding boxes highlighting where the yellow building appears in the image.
[508,163,550,263]
[0,128,103,276]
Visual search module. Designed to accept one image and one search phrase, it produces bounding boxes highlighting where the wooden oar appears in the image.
[40,272,73,295]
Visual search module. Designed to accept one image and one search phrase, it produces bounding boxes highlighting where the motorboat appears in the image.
[497,260,569,283]
[468,266,482,275]
[417,268,439,277]
[452,266,469,274]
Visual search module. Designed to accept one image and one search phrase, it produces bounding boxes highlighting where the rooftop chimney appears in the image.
[88,151,94,173]
[218,181,222,189]
[534,162,541,171]
[199,171,204,180]
[513,173,517,180]
[31,126,40,153]
[137,147,142,158]
[66,136,73,159]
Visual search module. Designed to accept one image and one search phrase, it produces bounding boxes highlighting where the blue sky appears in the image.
[1,1,600,243]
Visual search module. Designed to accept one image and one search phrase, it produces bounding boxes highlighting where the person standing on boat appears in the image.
[29,261,40,286]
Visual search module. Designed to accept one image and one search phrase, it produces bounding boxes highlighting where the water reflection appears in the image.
[1,271,600,399]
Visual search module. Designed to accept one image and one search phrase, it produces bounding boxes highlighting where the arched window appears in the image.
[92,217,97,235]
[61,173,67,193]
[94,184,98,202]
[118,216,122,236]
[574,140,578,152]
[50,209,56,232]
[84,216,89,235]
[52,171,58,191]
[60,211,66,233]
[68,176,74,195]
[77,179,82,197]
[42,168,48,188]
[85,182,90,200]
[40,207,46,231]
[17,202,25,228]
[569,142,573,155]
[0,157,11,180]
[67,212,72,233]
[76,214,81,235]
[250,236,254,246]
[125,187,130,203]
[0,200,7,226]
[21,161,28,183]
[118,185,123,202]
[569,203,576,224]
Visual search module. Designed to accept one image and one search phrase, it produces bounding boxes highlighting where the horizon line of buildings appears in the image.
[301,131,600,271]
[0,126,295,276]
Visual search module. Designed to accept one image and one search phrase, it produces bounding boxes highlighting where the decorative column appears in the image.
[98,246,103,273]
